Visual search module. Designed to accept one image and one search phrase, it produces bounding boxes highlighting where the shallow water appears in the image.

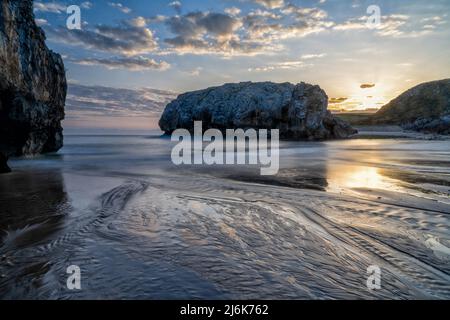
[0,134,449,299]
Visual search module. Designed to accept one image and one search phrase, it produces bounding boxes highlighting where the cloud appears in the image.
[243,4,333,42]
[281,4,328,20]
[34,1,66,13]
[34,1,92,13]
[40,1,446,63]
[159,3,336,56]
[421,16,447,25]
[45,22,158,56]
[360,83,375,89]
[225,7,241,16]
[108,2,132,14]
[158,5,446,58]
[334,15,407,34]
[169,1,182,14]
[163,11,267,55]
[35,18,49,26]
[127,16,148,28]
[333,14,443,38]
[70,56,170,71]
[329,97,348,104]
[248,60,312,72]
[65,84,177,119]
[301,53,326,59]
[81,2,93,9]
[253,0,285,9]
[146,15,168,24]
[184,67,203,76]
[166,12,241,38]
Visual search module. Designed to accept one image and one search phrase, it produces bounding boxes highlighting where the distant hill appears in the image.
[336,79,450,134]
[374,79,450,123]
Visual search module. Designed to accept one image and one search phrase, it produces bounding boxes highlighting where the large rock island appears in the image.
[159,82,357,140]
[0,0,67,173]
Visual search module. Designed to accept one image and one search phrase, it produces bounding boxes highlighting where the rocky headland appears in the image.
[0,0,67,173]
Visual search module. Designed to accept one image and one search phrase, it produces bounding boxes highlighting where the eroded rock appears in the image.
[0,0,67,172]
[159,81,357,140]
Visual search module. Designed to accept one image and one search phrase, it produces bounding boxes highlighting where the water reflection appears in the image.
[326,164,398,193]
[0,170,71,299]
[0,135,449,299]
[0,170,69,247]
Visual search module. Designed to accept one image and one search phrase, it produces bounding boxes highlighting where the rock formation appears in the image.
[0,0,67,173]
[159,82,357,140]
[373,79,450,134]
[0,152,10,173]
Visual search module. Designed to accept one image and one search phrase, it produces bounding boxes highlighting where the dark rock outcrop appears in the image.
[159,82,357,140]
[0,0,67,172]
[402,116,450,135]
[373,79,450,134]
[0,152,10,173]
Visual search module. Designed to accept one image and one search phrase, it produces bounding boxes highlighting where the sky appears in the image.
[33,0,450,128]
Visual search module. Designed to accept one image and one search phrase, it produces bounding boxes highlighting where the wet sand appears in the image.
[0,132,449,299]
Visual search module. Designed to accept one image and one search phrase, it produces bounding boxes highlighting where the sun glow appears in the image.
[329,82,395,112]
[326,162,398,194]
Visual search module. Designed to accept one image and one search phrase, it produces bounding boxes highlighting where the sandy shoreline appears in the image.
[353,125,450,140]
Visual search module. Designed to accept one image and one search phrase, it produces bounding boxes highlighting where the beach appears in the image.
[0,130,449,299]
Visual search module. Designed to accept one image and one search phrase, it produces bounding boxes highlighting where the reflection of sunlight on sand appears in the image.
[329,138,382,148]
[325,139,402,194]
[326,163,398,194]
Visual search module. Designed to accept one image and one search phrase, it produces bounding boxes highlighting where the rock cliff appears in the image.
[0,0,67,172]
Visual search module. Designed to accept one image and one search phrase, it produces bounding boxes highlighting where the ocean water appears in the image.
[0,133,449,299]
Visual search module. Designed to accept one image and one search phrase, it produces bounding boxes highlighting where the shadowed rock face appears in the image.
[373,79,450,134]
[0,152,10,173]
[0,0,67,172]
[159,82,357,140]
